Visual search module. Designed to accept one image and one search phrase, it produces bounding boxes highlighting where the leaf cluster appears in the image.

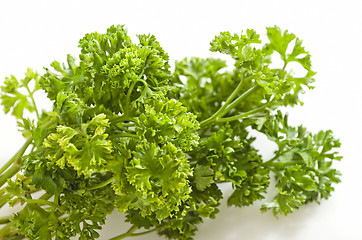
[0,25,342,240]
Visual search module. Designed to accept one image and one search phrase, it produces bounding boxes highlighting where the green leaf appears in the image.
[210,29,261,57]
[0,25,342,240]
[193,164,214,191]
[0,69,40,119]
[121,142,192,220]
[264,26,296,59]
[259,111,342,216]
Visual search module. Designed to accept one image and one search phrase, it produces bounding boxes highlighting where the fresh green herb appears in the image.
[0,25,341,240]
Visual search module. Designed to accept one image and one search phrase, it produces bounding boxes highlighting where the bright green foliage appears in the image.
[262,26,316,106]
[115,142,192,220]
[169,25,341,237]
[42,114,114,177]
[8,175,115,240]
[193,164,214,191]
[227,145,270,207]
[259,111,341,215]
[0,68,40,119]
[135,98,199,152]
[0,25,341,240]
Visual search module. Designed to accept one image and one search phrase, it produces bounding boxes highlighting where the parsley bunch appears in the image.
[0,25,341,240]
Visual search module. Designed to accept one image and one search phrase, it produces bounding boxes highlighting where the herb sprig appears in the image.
[0,25,341,240]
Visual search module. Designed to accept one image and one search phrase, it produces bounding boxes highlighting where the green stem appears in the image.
[0,161,14,179]
[111,116,137,125]
[25,85,39,120]
[0,194,12,209]
[119,122,135,126]
[87,176,115,190]
[221,86,259,116]
[125,50,148,108]
[7,234,24,240]
[0,136,32,187]
[262,146,297,166]
[200,77,249,127]
[263,161,296,167]
[25,199,57,208]
[39,192,52,201]
[0,164,22,189]
[0,205,32,239]
[26,203,50,218]
[109,225,138,240]
[125,80,138,108]
[124,79,148,117]
[262,149,302,168]
[130,227,160,236]
[0,137,32,176]
[0,187,6,196]
[216,103,270,123]
[282,61,288,71]
[110,133,138,139]
[39,117,57,130]
[0,117,57,188]
[0,216,11,225]
[108,225,161,240]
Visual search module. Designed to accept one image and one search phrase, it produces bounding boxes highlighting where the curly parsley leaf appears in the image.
[0,25,342,240]
[259,111,342,216]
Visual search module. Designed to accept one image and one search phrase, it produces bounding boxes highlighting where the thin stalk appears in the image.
[216,103,270,123]
[125,80,138,110]
[110,133,138,139]
[116,126,135,134]
[262,157,278,166]
[0,189,45,209]
[0,117,57,188]
[0,137,32,176]
[0,187,6,196]
[262,147,295,166]
[26,203,50,218]
[263,161,296,167]
[87,176,115,190]
[7,234,24,240]
[0,161,14,179]
[130,227,160,236]
[221,86,259,116]
[200,76,252,127]
[39,192,53,201]
[108,225,161,240]
[0,194,12,209]
[118,122,135,126]
[124,57,148,116]
[263,153,281,166]
[109,225,138,240]
[25,85,39,120]
[111,116,137,125]
[282,61,288,71]
[0,164,22,189]
[115,122,136,132]
[25,199,57,208]
[124,79,148,117]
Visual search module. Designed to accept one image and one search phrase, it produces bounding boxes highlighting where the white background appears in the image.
[0,0,361,239]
